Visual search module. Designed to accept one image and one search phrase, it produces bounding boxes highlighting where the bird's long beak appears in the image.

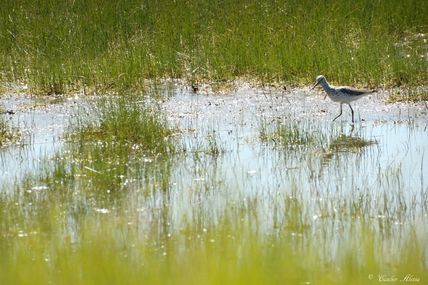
[311,81,319,90]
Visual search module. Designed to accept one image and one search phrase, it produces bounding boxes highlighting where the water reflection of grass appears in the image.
[259,119,376,153]
[0,100,427,284]
[0,187,426,285]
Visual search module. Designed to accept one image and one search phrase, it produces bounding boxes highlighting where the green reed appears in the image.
[0,0,426,94]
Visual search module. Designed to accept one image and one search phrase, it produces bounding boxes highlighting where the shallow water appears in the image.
[163,86,428,195]
[0,94,79,191]
[161,86,428,246]
[1,86,427,274]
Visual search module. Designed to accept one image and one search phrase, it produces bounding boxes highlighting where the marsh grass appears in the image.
[196,131,225,158]
[0,116,19,147]
[48,95,177,199]
[329,134,376,152]
[0,0,426,94]
[259,119,315,147]
[388,88,428,103]
[69,97,175,156]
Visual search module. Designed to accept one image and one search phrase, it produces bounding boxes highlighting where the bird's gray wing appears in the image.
[337,87,375,96]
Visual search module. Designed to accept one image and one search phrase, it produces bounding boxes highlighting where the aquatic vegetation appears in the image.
[259,119,315,147]
[329,134,376,152]
[0,116,19,147]
[259,119,379,156]
[45,95,177,200]
[69,97,175,156]
[203,131,225,157]
[388,88,428,103]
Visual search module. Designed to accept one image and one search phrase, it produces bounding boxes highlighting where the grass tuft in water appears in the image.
[329,134,376,152]
[57,95,177,196]
[260,119,314,147]
[0,116,20,147]
[205,131,225,157]
[70,97,175,156]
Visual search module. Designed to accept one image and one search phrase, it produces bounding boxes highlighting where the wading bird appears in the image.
[311,75,376,123]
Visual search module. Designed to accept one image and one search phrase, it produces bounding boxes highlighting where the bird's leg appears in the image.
[347,103,354,123]
[332,103,343,122]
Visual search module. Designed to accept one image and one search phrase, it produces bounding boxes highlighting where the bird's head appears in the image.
[311,75,328,99]
[311,75,326,90]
